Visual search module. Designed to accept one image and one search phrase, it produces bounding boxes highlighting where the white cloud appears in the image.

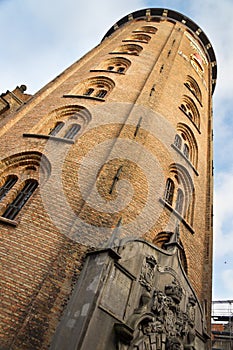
[214,265,233,300]
[0,0,146,93]
[223,269,233,289]
[214,171,233,258]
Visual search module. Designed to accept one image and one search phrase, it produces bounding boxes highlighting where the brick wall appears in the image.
[0,12,215,348]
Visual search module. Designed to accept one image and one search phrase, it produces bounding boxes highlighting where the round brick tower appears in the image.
[0,8,216,349]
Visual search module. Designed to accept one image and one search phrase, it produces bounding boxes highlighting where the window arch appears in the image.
[123,33,151,44]
[78,76,115,99]
[97,57,131,74]
[179,95,200,130]
[133,25,157,34]
[164,163,195,224]
[0,152,50,222]
[40,105,91,141]
[111,44,143,56]
[174,123,198,168]
[184,75,202,104]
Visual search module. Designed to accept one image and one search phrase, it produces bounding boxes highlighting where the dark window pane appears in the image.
[183,144,189,158]
[64,124,81,140]
[95,90,107,98]
[2,180,38,220]
[83,88,94,96]
[175,189,184,214]
[49,121,65,136]
[164,178,174,205]
[0,176,17,201]
[174,134,182,149]
[181,104,187,112]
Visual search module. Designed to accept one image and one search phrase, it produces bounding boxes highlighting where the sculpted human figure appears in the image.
[152,290,166,322]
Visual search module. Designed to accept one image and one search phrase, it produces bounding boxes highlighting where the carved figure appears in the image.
[115,257,200,350]
[139,256,157,292]
[152,290,166,323]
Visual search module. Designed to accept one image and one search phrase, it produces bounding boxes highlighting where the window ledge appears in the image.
[132,30,156,34]
[159,198,194,234]
[109,52,139,56]
[0,216,17,226]
[122,39,149,44]
[63,94,106,102]
[90,69,125,75]
[171,144,199,176]
[23,133,74,144]
[178,107,201,134]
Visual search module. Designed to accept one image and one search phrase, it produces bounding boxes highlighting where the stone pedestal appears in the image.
[50,239,210,349]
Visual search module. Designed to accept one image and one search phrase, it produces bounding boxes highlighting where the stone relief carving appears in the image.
[139,255,157,292]
[115,256,197,350]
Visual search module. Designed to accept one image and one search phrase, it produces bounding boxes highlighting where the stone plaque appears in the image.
[100,265,132,319]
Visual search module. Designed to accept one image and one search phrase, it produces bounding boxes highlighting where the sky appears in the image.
[0,0,232,302]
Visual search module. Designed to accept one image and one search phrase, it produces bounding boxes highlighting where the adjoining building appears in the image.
[0,8,217,349]
[212,300,233,350]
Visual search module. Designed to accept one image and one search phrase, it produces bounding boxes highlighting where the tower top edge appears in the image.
[101,8,217,93]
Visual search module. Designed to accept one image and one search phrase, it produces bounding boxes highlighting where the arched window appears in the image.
[83,85,107,98]
[175,123,198,168]
[2,179,38,220]
[0,176,18,201]
[184,76,202,104]
[123,34,151,43]
[112,44,143,56]
[117,67,125,73]
[164,178,174,205]
[175,189,184,214]
[83,88,94,96]
[96,57,131,74]
[133,25,157,34]
[64,124,81,140]
[0,152,50,223]
[174,134,182,149]
[34,105,92,143]
[180,96,200,130]
[49,121,65,136]
[164,164,195,225]
[95,89,107,98]
[75,76,115,100]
